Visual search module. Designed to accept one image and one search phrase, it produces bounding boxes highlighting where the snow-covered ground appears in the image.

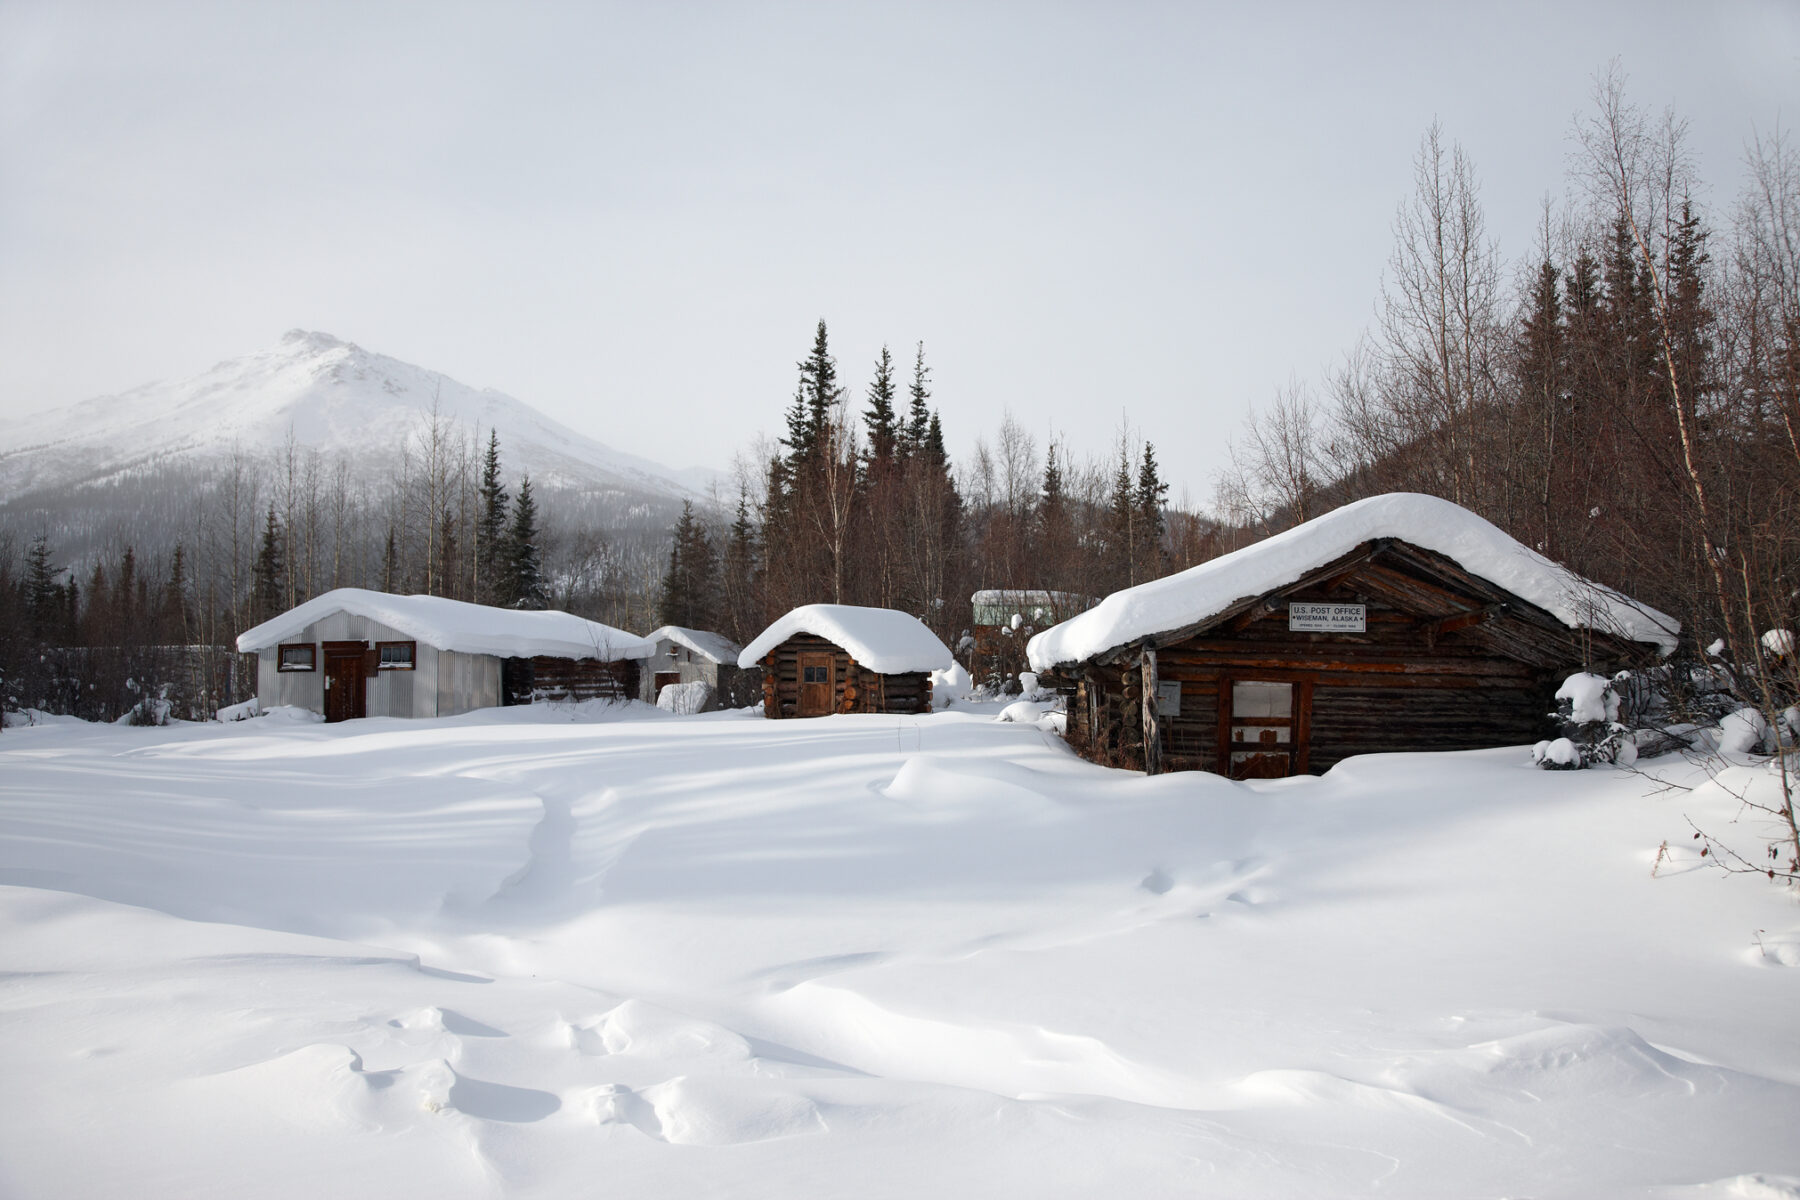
[2,702,1797,1198]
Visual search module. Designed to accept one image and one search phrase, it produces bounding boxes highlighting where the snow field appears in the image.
[2,702,1798,1198]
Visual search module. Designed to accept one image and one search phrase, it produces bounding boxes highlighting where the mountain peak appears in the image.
[1,331,721,505]
[279,329,352,354]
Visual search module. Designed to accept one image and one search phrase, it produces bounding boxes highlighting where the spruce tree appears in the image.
[252,506,285,623]
[903,342,932,456]
[1035,443,1072,587]
[1106,444,1136,587]
[864,346,900,465]
[721,489,758,644]
[1134,442,1169,579]
[475,430,509,604]
[797,320,841,460]
[161,544,192,645]
[24,535,61,642]
[658,501,717,629]
[1518,252,1566,554]
[505,474,548,610]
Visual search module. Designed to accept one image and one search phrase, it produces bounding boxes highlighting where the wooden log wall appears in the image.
[758,633,933,718]
[522,656,639,703]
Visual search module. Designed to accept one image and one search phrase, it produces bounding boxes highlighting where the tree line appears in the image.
[655,320,1207,662]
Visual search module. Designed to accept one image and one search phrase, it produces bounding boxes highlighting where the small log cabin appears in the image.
[237,588,654,722]
[740,604,953,718]
[1027,494,1679,777]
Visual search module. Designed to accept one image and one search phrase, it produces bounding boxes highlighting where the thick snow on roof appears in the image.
[1028,493,1680,670]
[738,605,954,674]
[645,625,741,665]
[237,588,655,661]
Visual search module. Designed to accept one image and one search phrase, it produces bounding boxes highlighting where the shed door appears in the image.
[322,641,367,723]
[1223,680,1310,779]
[798,653,835,716]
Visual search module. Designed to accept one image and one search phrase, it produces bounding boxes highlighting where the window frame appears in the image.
[376,640,417,671]
[277,643,317,673]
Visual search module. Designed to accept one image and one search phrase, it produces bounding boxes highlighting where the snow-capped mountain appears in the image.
[0,330,719,501]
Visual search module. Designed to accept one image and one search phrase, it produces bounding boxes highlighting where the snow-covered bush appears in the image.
[1558,672,1619,724]
[1718,706,1774,755]
[217,697,264,722]
[1532,738,1583,770]
[1538,672,1635,769]
[931,663,971,709]
[128,694,173,726]
[657,681,713,715]
[1017,671,1046,700]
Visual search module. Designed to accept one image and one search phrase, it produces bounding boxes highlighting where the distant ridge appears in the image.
[0,330,720,502]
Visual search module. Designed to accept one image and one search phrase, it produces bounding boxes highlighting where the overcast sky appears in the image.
[2,1,1795,501]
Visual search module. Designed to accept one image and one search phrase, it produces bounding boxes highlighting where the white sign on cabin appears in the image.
[1288,602,1367,633]
[1155,681,1182,717]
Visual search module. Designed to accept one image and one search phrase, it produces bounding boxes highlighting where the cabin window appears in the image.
[803,664,830,684]
[278,643,316,672]
[377,641,416,670]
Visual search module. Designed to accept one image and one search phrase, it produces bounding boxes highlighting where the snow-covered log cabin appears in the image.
[237,588,655,722]
[636,626,759,711]
[1027,494,1679,777]
[740,605,953,718]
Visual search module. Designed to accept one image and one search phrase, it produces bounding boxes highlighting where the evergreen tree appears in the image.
[83,561,110,645]
[505,474,548,610]
[1105,443,1136,587]
[436,507,459,599]
[798,320,842,460]
[160,544,192,645]
[658,501,718,629]
[903,342,932,456]
[1517,251,1567,553]
[24,535,61,642]
[863,346,900,465]
[1663,198,1715,414]
[252,505,285,623]
[1035,442,1072,586]
[924,412,949,470]
[720,489,759,644]
[475,430,509,604]
[1134,442,1169,579]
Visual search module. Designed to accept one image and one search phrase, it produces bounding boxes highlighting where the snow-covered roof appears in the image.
[645,625,741,665]
[1027,493,1680,671]
[237,588,656,661]
[738,605,954,674]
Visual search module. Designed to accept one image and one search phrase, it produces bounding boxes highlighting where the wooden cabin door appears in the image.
[322,642,367,723]
[1223,679,1310,778]
[797,653,835,716]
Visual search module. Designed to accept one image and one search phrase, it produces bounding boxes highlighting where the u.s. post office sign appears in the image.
[1288,602,1367,633]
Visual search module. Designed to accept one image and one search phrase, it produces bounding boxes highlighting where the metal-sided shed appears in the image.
[637,626,759,710]
[740,605,952,718]
[1028,494,1679,777]
[236,589,654,722]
